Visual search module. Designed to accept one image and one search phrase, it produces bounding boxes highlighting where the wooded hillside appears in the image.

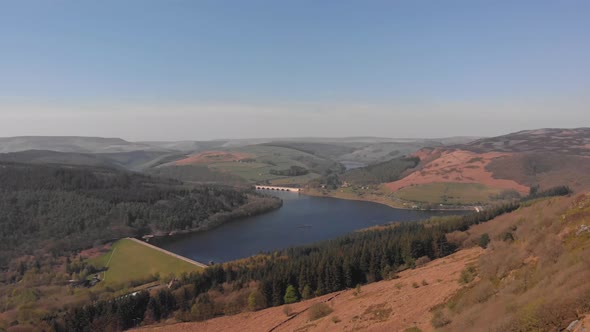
[0,162,281,266]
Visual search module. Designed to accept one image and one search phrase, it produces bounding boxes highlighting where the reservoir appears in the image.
[154,191,463,263]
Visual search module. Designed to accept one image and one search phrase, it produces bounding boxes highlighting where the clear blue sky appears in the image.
[1,1,589,140]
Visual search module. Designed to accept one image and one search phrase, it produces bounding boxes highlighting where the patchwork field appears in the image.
[158,144,339,186]
[88,238,202,286]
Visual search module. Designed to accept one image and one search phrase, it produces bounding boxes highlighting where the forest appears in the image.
[340,156,419,185]
[269,165,309,176]
[0,162,281,266]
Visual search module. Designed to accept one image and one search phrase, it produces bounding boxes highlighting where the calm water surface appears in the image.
[154,191,462,263]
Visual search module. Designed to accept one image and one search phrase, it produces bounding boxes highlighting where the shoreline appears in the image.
[146,194,283,241]
[300,188,477,212]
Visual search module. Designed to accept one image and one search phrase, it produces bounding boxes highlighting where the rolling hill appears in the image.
[0,136,159,154]
[0,149,185,171]
[458,127,590,155]
[378,128,590,206]
[154,145,342,186]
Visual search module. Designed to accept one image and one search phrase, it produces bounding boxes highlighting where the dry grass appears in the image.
[138,248,483,332]
[438,193,590,332]
[487,153,590,192]
[308,303,333,321]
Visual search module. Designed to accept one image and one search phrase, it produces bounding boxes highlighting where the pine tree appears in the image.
[283,284,299,304]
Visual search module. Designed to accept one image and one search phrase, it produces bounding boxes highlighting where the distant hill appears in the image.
[0,137,227,171]
[0,136,161,153]
[137,140,228,152]
[458,128,590,155]
[0,150,121,169]
[378,128,590,206]
[0,149,185,171]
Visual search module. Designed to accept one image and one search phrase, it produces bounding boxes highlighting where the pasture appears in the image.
[88,238,202,287]
[393,182,509,205]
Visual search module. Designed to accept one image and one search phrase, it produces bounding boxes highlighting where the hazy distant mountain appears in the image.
[0,135,485,175]
[0,136,164,154]
[138,140,228,152]
[0,149,185,171]
[458,128,590,155]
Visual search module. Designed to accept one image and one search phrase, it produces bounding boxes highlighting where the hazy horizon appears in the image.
[2,1,589,140]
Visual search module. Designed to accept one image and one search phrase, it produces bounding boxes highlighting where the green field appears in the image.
[88,239,202,286]
[206,145,338,185]
[394,182,510,205]
[269,172,321,185]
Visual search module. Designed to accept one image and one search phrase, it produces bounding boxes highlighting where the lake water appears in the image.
[154,191,463,263]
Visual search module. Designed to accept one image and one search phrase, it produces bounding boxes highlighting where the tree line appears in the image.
[341,156,420,185]
[0,162,281,267]
[269,165,309,176]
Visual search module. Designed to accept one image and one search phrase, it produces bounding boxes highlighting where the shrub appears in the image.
[301,284,313,300]
[502,232,515,242]
[478,233,491,249]
[404,327,423,332]
[308,303,333,321]
[382,265,399,280]
[459,266,477,284]
[354,284,362,296]
[248,290,266,311]
[331,315,341,323]
[283,305,293,316]
[431,309,452,328]
[421,279,429,286]
[415,256,431,267]
[412,282,420,288]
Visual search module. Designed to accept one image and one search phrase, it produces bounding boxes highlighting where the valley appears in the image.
[0,129,588,332]
[3,3,589,331]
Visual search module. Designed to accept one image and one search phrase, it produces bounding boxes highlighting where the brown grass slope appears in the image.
[439,193,590,331]
[385,149,529,193]
[385,128,590,203]
[136,194,590,332]
[486,152,590,193]
[137,248,483,332]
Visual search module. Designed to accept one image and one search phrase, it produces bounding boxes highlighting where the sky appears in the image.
[1,0,589,141]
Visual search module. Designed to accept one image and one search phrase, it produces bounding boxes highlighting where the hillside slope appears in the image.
[381,128,590,206]
[459,128,590,155]
[0,162,280,265]
[0,136,159,153]
[0,149,184,171]
[138,248,483,332]
[137,192,590,332]
[438,193,590,331]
